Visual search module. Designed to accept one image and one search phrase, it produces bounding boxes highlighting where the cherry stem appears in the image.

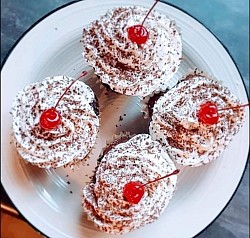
[218,102,250,112]
[139,169,180,188]
[141,0,160,25]
[54,71,87,108]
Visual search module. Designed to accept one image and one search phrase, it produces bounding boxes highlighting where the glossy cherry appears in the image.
[127,25,149,45]
[198,102,250,125]
[123,181,145,204]
[39,71,87,130]
[123,169,180,204]
[127,0,159,45]
[198,102,219,125]
[39,107,62,130]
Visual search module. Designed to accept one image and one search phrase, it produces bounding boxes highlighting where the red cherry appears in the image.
[198,102,250,126]
[123,169,180,204]
[127,0,159,45]
[198,102,219,125]
[39,71,87,130]
[123,181,145,204]
[39,107,62,130]
[127,25,149,45]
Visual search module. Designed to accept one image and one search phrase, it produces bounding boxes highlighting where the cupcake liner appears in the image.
[81,134,180,235]
[11,76,100,170]
[149,69,245,167]
[82,6,182,97]
[140,90,169,119]
[13,120,100,170]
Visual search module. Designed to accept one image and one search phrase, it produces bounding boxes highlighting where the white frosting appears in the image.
[82,134,177,234]
[82,6,182,96]
[149,73,245,166]
[12,76,99,168]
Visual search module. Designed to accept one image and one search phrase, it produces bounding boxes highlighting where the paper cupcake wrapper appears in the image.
[140,90,169,119]
[11,119,101,170]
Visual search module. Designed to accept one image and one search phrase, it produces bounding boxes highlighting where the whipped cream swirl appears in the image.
[12,76,99,168]
[82,6,182,96]
[149,72,245,166]
[82,134,177,234]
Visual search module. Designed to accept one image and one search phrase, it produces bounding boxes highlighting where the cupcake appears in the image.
[82,134,178,234]
[12,75,100,168]
[82,6,182,97]
[149,71,246,167]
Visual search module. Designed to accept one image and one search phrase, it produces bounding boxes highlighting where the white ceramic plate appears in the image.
[1,1,249,238]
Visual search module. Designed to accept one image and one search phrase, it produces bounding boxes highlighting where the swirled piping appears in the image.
[82,134,177,234]
[149,72,245,166]
[12,76,99,168]
[82,6,182,96]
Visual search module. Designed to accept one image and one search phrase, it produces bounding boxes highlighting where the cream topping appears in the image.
[82,6,182,96]
[149,72,245,166]
[12,76,99,168]
[82,134,177,234]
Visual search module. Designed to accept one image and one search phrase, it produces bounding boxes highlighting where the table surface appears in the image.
[1,0,249,238]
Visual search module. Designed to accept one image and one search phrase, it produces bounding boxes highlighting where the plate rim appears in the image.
[1,0,249,238]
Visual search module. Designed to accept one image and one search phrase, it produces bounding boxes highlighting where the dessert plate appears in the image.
[1,0,249,238]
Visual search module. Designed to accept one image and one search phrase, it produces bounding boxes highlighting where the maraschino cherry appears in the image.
[127,0,160,45]
[198,102,250,125]
[123,169,180,204]
[39,71,88,130]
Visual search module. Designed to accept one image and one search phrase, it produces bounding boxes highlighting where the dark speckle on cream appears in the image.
[82,6,182,96]
[12,76,100,168]
[82,134,177,234]
[149,71,246,166]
